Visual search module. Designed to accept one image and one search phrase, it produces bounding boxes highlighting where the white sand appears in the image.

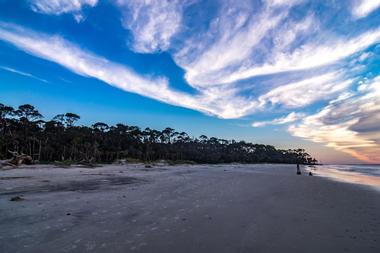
[0,164,379,253]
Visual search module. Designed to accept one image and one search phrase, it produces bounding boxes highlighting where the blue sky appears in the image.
[0,0,380,164]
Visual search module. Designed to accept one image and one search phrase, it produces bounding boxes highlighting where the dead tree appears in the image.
[7,150,33,166]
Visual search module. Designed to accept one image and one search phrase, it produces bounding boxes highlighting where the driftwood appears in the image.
[76,157,98,168]
[0,161,17,168]
[5,151,33,166]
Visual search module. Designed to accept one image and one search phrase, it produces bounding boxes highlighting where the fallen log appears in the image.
[7,150,34,166]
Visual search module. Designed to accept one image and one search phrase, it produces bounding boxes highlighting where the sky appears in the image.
[0,0,379,164]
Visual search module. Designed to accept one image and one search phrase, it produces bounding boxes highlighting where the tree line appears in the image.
[0,103,317,164]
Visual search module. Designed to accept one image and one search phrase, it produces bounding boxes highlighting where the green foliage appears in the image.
[0,102,318,165]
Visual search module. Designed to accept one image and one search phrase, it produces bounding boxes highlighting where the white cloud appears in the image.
[116,0,185,53]
[258,72,352,108]
[265,0,304,7]
[220,27,380,85]
[272,14,316,51]
[0,23,184,106]
[174,0,294,87]
[289,76,380,163]
[0,65,49,83]
[30,0,97,14]
[0,22,256,119]
[352,0,380,19]
[30,0,185,50]
[170,0,380,88]
[358,51,373,62]
[29,0,97,22]
[252,112,305,127]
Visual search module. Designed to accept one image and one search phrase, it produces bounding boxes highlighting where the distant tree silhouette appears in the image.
[0,102,317,164]
[64,113,80,127]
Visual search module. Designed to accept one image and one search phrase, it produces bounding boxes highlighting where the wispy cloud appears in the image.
[29,0,98,22]
[29,0,186,51]
[116,0,186,53]
[258,72,352,109]
[289,76,380,163]
[193,25,380,86]
[0,22,250,119]
[252,112,305,127]
[0,22,178,104]
[0,65,49,83]
[170,1,380,87]
[174,0,296,86]
[351,0,380,19]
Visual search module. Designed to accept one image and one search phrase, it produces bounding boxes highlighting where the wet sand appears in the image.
[0,164,379,253]
[308,166,380,191]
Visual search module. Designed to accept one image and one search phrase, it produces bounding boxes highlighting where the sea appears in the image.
[309,164,380,190]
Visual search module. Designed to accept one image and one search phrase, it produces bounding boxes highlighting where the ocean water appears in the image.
[321,164,380,177]
[309,164,380,190]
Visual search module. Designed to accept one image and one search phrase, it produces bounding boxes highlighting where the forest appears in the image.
[0,103,317,165]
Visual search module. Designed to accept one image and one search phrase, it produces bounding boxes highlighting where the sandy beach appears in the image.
[0,164,379,253]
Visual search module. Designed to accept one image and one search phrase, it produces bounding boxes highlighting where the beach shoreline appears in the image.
[1,164,379,253]
[306,164,380,192]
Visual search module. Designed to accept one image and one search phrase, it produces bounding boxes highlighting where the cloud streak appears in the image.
[116,0,185,53]
[0,65,49,83]
[29,0,98,22]
[170,1,380,87]
[252,112,305,127]
[352,0,380,19]
[258,72,352,109]
[0,23,183,104]
[0,22,251,119]
[173,0,295,86]
[289,77,380,163]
